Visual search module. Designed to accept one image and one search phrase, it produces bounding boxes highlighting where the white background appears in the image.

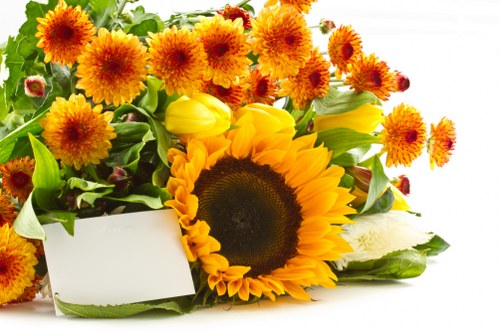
[1,0,500,332]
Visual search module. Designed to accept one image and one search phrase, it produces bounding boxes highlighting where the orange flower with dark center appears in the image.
[216,5,253,30]
[279,48,331,110]
[242,68,279,105]
[380,103,427,167]
[76,28,149,106]
[345,53,396,101]
[0,190,17,227]
[0,157,35,203]
[202,81,244,111]
[251,5,312,80]
[35,0,95,67]
[428,117,456,169]
[328,25,362,75]
[264,0,318,14]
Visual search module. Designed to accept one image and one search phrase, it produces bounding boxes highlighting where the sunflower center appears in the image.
[193,157,302,278]
[0,257,8,275]
[172,50,188,66]
[309,70,322,87]
[256,79,268,96]
[405,130,418,144]
[341,42,354,60]
[211,43,230,58]
[54,23,74,42]
[11,171,31,189]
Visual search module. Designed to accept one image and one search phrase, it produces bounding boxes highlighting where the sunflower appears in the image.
[428,117,456,169]
[216,5,253,30]
[279,48,331,110]
[76,28,149,106]
[264,0,318,14]
[0,156,35,203]
[147,26,208,96]
[35,0,95,67]
[380,103,427,167]
[242,68,279,106]
[40,94,117,170]
[0,224,38,305]
[166,115,356,301]
[328,25,362,75]
[0,190,17,227]
[344,53,396,101]
[251,5,312,80]
[202,81,244,111]
[194,15,251,89]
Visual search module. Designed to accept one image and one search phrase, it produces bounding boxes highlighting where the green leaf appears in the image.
[13,192,45,240]
[67,177,112,192]
[107,194,164,210]
[315,88,380,116]
[29,133,62,190]
[316,128,380,159]
[336,249,427,281]
[77,189,114,207]
[107,122,154,171]
[54,296,194,318]
[361,187,394,215]
[332,145,372,167]
[414,234,450,256]
[89,0,116,28]
[139,76,164,114]
[149,117,171,167]
[37,211,76,236]
[359,155,390,214]
[124,6,164,36]
[293,106,314,138]
[338,173,354,189]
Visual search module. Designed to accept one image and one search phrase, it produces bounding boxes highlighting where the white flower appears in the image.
[335,211,433,270]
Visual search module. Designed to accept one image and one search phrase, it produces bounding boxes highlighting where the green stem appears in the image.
[110,0,128,29]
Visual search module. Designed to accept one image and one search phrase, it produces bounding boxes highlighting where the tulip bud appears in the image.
[346,166,372,192]
[165,93,232,140]
[319,19,336,34]
[233,103,295,134]
[314,103,384,133]
[24,75,47,97]
[394,72,410,92]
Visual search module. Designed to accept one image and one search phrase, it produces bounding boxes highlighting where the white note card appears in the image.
[42,209,195,316]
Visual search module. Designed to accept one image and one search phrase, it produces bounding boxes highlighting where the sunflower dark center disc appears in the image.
[193,157,302,277]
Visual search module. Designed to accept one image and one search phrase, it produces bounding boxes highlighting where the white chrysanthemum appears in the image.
[335,211,433,270]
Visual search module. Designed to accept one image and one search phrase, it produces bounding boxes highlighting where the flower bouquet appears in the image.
[0,0,455,317]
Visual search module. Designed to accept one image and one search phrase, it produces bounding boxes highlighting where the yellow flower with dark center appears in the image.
[165,115,356,301]
[194,15,251,89]
[35,0,95,67]
[264,0,318,14]
[0,157,35,203]
[251,5,312,80]
[147,26,208,96]
[242,68,279,106]
[428,117,456,169]
[0,224,38,305]
[76,28,149,106]
[381,103,427,167]
[202,81,244,112]
[40,94,117,170]
[0,190,17,227]
[328,25,362,75]
[345,53,396,101]
[279,48,331,110]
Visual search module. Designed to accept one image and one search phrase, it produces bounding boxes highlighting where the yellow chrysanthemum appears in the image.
[202,81,244,112]
[0,157,35,203]
[279,48,331,110]
[328,25,362,75]
[165,114,356,302]
[264,0,318,14]
[147,26,208,96]
[0,190,17,227]
[428,117,456,169]
[242,68,279,106]
[251,5,312,80]
[345,53,396,101]
[194,15,251,89]
[0,224,38,305]
[40,94,117,170]
[35,0,95,67]
[380,103,427,167]
[76,28,149,106]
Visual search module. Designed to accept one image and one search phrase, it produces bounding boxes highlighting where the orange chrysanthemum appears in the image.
[279,48,331,110]
[264,0,318,14]
[0,157,35,203]
[147,26,208,96]
[194,15,251,89]
[251,5,312,80]
[345,53,396,101]
[0,190,17,227]
[428,117,456,169]
[380,103,427,167]
[0,224,38,305]
[242,68,279,106]
[328,25,362,75]
[216,5,253,30]
[202,81,244,112]
[76,28,149,106]
[166,115,355,302]
[35,0,95,67]
[8,275,42,304]
[40,94,117,170]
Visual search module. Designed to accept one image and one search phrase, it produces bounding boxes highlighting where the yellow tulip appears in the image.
[233,103,295,134]
[314,103,384,133]
[165,93,231,139]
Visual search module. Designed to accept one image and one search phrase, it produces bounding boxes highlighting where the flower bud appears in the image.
[394,72,410,92]
[346,166,372,192]
[391,175,410,196]
[165,93,232,140]
[314,103,384,133]
[125,111,146,122]
[24,75,47,97]
[233,103,295,134]
[319,19,336,34]
[107,166,131,191]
